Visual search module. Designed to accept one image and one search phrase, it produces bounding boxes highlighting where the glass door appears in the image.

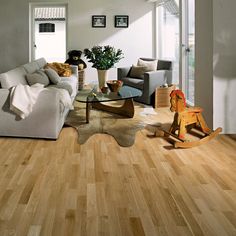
[156,0,180,86]
[181,0,195,105]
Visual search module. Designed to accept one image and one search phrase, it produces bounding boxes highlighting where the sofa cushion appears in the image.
[45,68,61,84]
[48,82,73,95]
[26,69,50,87]
[36,58,47,68]
[137,58,157,71]
[129,65,148,79]
[23,61,40,74]
[121,77,144,90]
[0,67,28,89]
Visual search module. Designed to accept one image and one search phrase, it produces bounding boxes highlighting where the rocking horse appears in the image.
[156,89,222,148]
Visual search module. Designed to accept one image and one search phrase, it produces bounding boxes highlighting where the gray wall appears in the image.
[195,0,213,128]
[0,0,155,81]
[213,0,236,133]
[0,0,29,72]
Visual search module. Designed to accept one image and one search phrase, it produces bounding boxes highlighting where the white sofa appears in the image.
[0,58,78,139]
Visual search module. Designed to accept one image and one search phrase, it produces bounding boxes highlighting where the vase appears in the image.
[97,69,109,88]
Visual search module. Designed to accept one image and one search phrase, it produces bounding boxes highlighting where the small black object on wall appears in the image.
[115,15,129,28]
[92,15,106,28]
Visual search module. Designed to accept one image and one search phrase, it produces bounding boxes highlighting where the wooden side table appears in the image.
[155,84,176,108]
[78,70,85,90]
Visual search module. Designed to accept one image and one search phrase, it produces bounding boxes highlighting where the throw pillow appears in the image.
[26,69,50,87]
[129,65,148,79]
[137,58,158,72]
[45,68,61,84]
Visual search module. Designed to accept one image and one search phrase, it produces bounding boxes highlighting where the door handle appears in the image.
[186,47,190,52]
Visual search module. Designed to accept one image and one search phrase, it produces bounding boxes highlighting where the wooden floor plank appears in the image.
[0,107,235,235]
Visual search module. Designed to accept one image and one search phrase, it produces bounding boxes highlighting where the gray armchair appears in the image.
[117,58,172,105]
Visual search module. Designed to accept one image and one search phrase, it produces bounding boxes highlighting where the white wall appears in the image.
[195,0,236,133]
[0,0,155,83]
[213,0,236,133]
[67,0,154,81]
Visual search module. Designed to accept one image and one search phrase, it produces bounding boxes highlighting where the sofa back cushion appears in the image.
[0,66,28,89]
[36,57,47,68]
[23,61,40,74]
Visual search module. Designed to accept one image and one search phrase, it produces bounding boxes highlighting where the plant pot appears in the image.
[97,69,109,88]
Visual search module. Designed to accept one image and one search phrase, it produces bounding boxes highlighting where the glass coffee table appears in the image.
[76,85,142,123]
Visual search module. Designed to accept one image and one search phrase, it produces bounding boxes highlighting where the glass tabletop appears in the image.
[76,85,142,103]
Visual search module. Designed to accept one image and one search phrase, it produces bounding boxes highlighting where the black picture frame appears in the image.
[92,15,106,28]
[115,15,129,28]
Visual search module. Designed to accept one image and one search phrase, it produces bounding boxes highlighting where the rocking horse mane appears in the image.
[170,89,186,108]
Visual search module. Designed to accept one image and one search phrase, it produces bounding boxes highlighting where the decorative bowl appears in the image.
[106,80,123,92]
[100,86,109,94]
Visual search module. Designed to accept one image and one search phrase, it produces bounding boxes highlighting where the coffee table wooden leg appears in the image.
[92,98,135,118]
[86,103,92,123]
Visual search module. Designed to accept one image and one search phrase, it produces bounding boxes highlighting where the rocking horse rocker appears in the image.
[155,89,222,148]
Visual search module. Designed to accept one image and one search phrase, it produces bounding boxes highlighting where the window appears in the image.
[157,1,180,86]
[39,23,55,33]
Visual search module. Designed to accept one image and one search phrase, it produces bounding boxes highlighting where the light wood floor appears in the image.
[0,108,235,236]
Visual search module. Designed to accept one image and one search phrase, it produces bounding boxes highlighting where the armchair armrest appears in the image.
[144,70,167,90]
[140,70,168,104]
[117,67,131,80]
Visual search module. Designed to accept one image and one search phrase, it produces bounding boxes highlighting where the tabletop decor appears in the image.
[106,80,123,92]
[84,45,123,88]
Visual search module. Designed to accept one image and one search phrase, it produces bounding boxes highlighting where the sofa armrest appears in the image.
[117,67,131,80]
[0,89,10,108]
[0,88,63,139]
[70,65,78,78]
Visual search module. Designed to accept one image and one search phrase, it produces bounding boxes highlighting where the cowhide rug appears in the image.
[64,100,159,147]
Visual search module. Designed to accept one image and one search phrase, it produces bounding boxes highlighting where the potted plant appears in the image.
[84,45,123,88]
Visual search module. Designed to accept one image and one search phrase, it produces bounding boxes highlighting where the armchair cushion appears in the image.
[129,65,147,79]
[120,77,144,90]
[137,58,157,71]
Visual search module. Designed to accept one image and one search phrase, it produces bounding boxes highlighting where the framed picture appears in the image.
[92,15,106,28]
[115,15,129,28]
